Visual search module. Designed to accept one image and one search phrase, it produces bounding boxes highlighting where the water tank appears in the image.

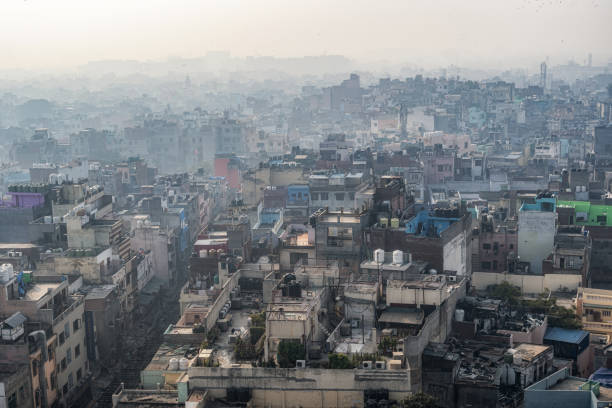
[49,173,59,184]
[429,269,437,275]
[455,309,465,322]
[179,357,189,370]
[0,264,14,283]
[374,249,385,264]
[168,358,179,371]
[392,250,403,265]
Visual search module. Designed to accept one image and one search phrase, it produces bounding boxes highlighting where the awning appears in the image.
[3,312,26,328]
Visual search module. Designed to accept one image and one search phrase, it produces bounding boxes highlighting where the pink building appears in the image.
[423,145,455,185]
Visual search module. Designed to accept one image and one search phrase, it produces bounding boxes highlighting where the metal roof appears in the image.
[2,312,26,329]
[544,327,588,344]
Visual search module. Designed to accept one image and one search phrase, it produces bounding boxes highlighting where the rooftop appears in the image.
[544,327,589,344]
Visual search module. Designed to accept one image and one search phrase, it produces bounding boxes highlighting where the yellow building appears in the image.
[576,287,612,342]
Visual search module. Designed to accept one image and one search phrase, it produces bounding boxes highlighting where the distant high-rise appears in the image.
[588,53,593,67]
[540,61,547,89]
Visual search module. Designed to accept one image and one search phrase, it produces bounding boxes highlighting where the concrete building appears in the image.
[543,328,593,378]
[309,172,371,212]
[366,207,473,277]
[518,193,557,275]
[312,209,369,277]
[0,363,34,408]
[576,287,612,344]
[0,273,89,406]
[524,367,611,408]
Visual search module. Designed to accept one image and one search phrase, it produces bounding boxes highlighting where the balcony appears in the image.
[582,321,612,333]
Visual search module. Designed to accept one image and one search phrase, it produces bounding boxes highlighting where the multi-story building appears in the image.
[312,208,369,276]
[0,272,89,407]
[576,287,612,344]
[422,144,455,186]
[309,172,372,212]
[518,193,557,275]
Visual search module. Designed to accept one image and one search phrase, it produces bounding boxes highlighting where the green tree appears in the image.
[488,281,521,305]
[277,340,305,368]
[328,353,354,369]
[402,392,441,408]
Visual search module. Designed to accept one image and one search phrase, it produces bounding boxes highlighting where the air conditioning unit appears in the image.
[296,360,306,368]
[447,275,457,282]
[375,361,386,370]
[361,361,373,370]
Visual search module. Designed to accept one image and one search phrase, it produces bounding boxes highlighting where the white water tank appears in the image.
[0,264,14,283]
[179,357,189,370]
[168,358,179,371]
[455,309,465,322]
[374,249,385,264]
[392,250,403,265]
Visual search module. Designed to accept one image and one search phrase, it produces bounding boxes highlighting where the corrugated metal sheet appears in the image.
[544,327,588,344]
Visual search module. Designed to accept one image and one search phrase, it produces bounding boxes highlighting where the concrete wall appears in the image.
[54,298,88,399]
[472,271,582,294]
[524,369,594,408]
[403,278,466,391]
[518,211,556,275]
[187,366,412,407]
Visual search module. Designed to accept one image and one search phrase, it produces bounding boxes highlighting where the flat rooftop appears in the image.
[321,215,361,224]
[24,282,61,301]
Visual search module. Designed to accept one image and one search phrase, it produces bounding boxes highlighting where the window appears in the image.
[604,311,611,317]
[59,332,65,345]
[483,243,491,250]
[8,393,17,408]
[32,360,38,377]
[64,322,70,339]
[73,319,80,332]
[62,384,68,396]
[481,262,491,270]
[310,192,319,201]
[50,373,57,390]
[66,349,72,364]
[597,215,607,224]
[509,244,514,249]
[335,193,344,201]
[19,386,25,401]
[320,192,328,200]
[75,344,80,358]
[493,260,498,270]
[348,192,355,200]
[61,358,66,372]
[68,373,74,389]
[77,368,82,381]
[438,165,444,172]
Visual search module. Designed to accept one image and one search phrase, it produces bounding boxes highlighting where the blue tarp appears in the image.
[590,368,612,388]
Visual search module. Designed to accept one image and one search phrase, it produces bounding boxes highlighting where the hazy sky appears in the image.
[2,0,611,70]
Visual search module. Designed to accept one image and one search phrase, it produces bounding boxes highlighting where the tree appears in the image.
[402,392,441,408]
[277,340,305,368]
[328,353,354,369]
[487,281,520,305]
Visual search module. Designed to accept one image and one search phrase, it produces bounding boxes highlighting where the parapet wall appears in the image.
[187,366,412,407]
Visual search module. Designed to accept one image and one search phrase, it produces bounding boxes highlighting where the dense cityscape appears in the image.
[1,2,612,408]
